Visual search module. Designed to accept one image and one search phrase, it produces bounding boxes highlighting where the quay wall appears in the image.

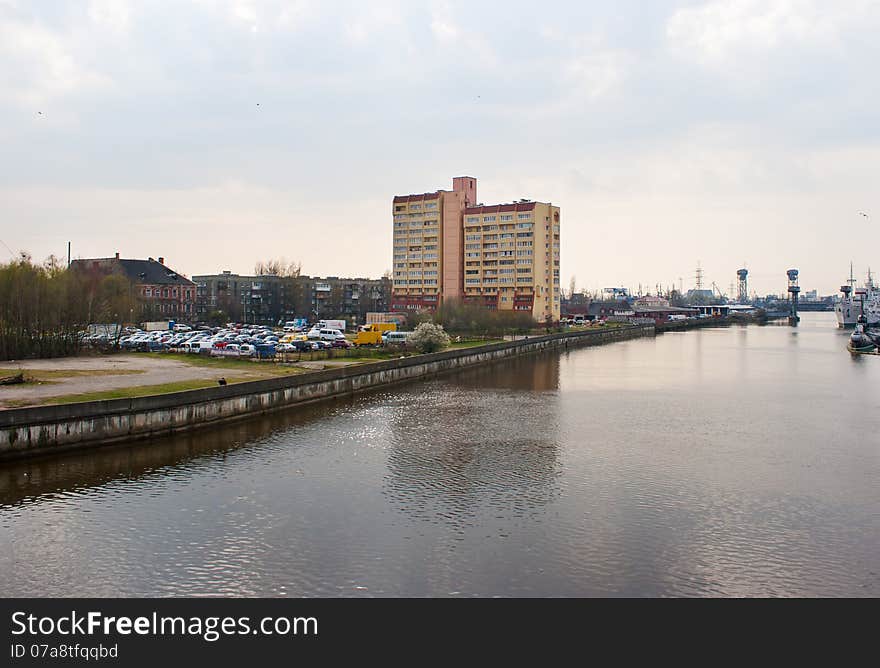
[0,325,653,461]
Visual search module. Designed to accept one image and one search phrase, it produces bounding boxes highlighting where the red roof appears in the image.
[465,201,537,214]
[393,192,442,203]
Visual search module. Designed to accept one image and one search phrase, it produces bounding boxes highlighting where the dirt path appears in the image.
[0,355,253,407]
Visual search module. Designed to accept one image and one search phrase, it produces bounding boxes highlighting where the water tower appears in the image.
[787,269,800,325]
[737,268,749,304]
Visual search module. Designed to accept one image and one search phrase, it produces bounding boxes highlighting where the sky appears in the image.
[1,0,879,298]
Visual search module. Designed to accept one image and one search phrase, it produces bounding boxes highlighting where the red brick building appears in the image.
[70,253,196,320]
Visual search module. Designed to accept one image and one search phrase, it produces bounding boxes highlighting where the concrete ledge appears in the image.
[0,325,653,460]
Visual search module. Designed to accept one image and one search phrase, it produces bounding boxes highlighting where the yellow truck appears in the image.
[353,323,397,346]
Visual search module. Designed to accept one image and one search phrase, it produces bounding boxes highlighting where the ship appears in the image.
[848,316,880,353]
[835,267,880,328]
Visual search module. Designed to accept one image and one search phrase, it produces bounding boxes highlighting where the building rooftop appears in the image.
[465,201,541,214]
[71,257,194,286]
[393,192,443,203]
[631,305,697,314]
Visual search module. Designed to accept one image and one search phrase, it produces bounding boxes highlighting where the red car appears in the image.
[331,339,352,349]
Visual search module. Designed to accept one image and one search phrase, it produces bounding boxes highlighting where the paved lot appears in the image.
[0,354,375,408]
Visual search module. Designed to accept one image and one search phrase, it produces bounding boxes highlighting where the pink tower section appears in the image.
[442,176,477,301]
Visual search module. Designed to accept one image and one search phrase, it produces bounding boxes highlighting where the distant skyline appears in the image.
[2,0,878,297]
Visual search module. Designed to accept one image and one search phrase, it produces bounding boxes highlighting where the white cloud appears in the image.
[563,47,629,100]
[430,1,459,43]
[665,0,867,65]
[88,0,131,36]
[0,17,110,108]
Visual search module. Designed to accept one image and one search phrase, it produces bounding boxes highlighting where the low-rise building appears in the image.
[193,272,391,326]
[70,253,195,320]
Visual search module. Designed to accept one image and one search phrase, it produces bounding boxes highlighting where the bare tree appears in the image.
[254,258,302,277]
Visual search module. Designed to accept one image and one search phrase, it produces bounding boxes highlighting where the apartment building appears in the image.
[70,253,196,319]
[391,176,476,311]
[194,272,391,325]
[392,177,560,321]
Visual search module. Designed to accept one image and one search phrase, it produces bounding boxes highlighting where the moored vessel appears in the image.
[836,267,880,328]
[848,316,880,353]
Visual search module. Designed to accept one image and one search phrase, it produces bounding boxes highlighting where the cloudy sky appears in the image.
[2,0,878,297]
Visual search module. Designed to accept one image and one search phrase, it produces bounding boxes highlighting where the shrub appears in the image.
[408,322,451,354]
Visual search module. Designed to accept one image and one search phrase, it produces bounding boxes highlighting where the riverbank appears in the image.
[0,325,653,461]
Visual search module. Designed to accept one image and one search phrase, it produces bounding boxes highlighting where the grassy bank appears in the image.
[4,377,261,407]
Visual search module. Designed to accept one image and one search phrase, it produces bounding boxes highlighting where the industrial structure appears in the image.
[391,176,561,321]
[737,268,749,304]
[787,268,800,325]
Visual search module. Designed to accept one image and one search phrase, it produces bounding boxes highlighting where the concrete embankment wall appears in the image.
[0,325,653,461]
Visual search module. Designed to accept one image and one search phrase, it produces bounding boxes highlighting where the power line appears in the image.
[0,239,17,260]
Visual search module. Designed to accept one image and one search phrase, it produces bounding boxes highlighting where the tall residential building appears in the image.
[391,177,560,321]
[391,176,476,311]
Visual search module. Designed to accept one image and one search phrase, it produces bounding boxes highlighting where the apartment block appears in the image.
[390,176,476,311]
[392,177,560,321]
[194,272,391,325]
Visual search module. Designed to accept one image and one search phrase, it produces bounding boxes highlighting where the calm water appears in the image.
[1,313,878,597]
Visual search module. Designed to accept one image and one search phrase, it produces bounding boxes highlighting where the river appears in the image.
[1,312,878,596]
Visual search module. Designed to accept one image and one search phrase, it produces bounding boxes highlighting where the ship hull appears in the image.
[836,299,880,328]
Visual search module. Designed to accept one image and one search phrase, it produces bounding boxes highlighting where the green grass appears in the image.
[0,367,144,382]
[448,339,504,349]
[149,354,306,376]
[7,377,255,407]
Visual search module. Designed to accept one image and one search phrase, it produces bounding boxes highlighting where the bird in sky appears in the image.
[36,111,42,115]
[858,211,869,217]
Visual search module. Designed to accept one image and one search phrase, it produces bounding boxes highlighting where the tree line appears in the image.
[410,298,538,336]
[0,254,138,360]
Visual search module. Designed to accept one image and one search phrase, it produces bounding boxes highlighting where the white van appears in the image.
[318,328,346,342]
[384,331,410,345]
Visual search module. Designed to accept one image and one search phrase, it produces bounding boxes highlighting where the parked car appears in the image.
[331,339,352,349]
